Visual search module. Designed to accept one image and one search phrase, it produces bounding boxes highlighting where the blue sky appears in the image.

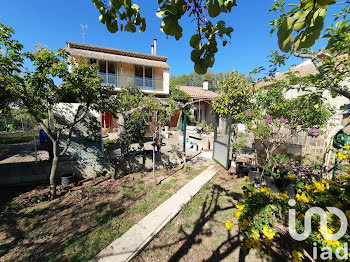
[0,0,338,78]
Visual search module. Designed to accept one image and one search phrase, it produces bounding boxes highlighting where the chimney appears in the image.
[203,81,208,90]
[151,45,154,55]
[153,39,157,55]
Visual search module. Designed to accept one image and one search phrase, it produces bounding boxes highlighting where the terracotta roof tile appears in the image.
[178,85,219,100]
[66,41,168,62]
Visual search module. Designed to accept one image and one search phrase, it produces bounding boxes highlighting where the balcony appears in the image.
[98,73,163,92]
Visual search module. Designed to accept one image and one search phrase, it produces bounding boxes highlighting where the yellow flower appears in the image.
[262,226,275,240]
[225,220,234,230]
[292,250,304,261]
[296,192,312,203]
[305,184,314,190]
[345,145,350,150]
[236,203,245,211]
[234,210,242,219]
[261,187,272,194]
[278,192,289,199]
[338,152,344,161]
[246,239,261,249]
[313,182,326,193]
[325,239,341,247]
[288,174,296,179]
[250,230,260,239]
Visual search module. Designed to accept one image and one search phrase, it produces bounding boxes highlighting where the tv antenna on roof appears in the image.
[80,24,88,43]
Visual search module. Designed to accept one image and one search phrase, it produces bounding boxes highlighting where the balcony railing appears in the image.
[98,73,163,92]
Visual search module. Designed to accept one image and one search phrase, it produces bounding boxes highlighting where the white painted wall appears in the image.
[163,68,170,95]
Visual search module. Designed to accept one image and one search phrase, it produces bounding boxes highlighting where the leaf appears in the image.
[294,27,321,49]
[110,0,122,10]
[300,0,313,10]
[106,20,118,33]
[208,0,221,18]
[316,0,336,6]
[160,16,183,40]
[124,23,136,32]
[194,62,208,74]
[293,10,308,32]
[190,34,201,48]
[93,0,104,9]
[277,16,295,43]
[139,18,146,33]
[278,34,293,53]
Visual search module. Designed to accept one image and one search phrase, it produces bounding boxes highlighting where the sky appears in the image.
[0,0,339,79]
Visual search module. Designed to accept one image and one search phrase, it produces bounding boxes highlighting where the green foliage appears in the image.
[231,166,350,260]
[269,0,332,53]
[120,110,146,151]
[169,86,190,103]
[170,70,229,91]
[197,120,213,134]
[231,132,248,152]
[92,0,236,74]
[266,0,350,99]
[211,71,253,120]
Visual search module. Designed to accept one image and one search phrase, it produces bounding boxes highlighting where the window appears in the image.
[134,65,153,89]
[97,60,117,86]
[108,61,116,74]
[145,66,152,79]
[135,65,143,78]
[98,60,106,73]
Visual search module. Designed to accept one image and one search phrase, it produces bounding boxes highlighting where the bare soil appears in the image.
[0,162,211,262]
[132,164,292,262]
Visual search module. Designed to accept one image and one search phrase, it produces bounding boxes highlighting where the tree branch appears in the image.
[294,52,350,99]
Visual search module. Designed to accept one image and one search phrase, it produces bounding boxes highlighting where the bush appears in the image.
[120,111,146,151]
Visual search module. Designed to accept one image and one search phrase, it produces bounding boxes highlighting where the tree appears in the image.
[92,0,235,74]
[211,71,254,118]
[247,83,332,162]
[0,23,112,199]
[170,70,229,91]
[267,0,350,99]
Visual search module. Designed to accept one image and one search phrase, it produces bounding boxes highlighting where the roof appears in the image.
[66,42,170,69]
[177,85,219,100]
[256,59,319,88]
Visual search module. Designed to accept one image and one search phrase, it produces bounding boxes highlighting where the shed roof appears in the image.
[177,85,219,100]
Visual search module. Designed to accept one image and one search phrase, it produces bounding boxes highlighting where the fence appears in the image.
[0,113,36,132]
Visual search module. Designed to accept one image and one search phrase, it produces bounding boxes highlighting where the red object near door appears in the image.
[102,112,112,128]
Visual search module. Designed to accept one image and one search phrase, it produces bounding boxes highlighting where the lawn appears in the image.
[0,133,39,145]
[132,165,284,262]
[0,164,209,262]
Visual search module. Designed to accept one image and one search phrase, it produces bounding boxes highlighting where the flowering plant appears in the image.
[273,160,313,182]
[226,146,350,260]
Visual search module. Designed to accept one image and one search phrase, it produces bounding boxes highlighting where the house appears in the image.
[65,41,170,133]
[176,82,219,125]
[256,58,350,164]
[257,58,349,112]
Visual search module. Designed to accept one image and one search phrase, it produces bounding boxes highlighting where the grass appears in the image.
[0,133,39,144]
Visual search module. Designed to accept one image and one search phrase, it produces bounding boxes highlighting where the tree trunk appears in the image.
[152,143,157,185]
[50,141,58,200]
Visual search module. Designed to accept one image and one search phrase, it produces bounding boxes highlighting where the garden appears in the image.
[1,0,350,261]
